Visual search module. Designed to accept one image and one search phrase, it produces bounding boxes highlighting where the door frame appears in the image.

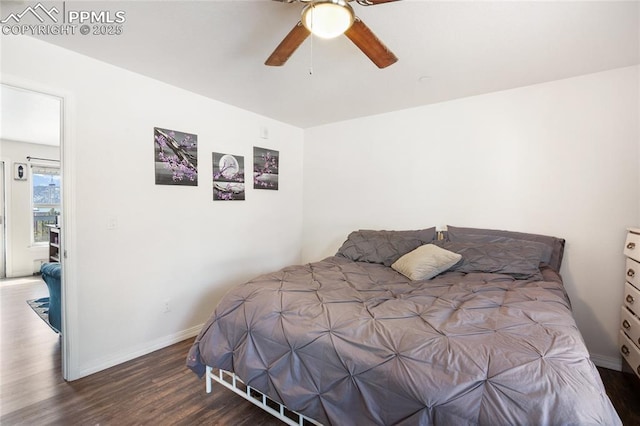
[0,78,76,381]
[0,160,5,279]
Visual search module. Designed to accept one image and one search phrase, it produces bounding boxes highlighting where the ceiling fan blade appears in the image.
[344,18,398,68]
[265,21,310,66]
[355,0,401,5]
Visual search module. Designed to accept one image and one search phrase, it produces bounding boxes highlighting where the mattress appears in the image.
[187,255,620,425]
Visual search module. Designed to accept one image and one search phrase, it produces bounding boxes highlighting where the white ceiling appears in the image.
[0,84,61,146]
[14,1,640,128]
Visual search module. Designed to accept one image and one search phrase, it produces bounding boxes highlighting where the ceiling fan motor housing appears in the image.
[265,0,399,68]
[301,0,355,39]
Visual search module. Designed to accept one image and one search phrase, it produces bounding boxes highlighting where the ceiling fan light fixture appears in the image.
[302,0,355,39]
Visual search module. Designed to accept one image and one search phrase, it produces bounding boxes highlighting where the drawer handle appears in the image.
[628,242,637,250]
[627,295,635,304]
[628,269,636,278]
[623,319,631,329]
[622,345,630,356]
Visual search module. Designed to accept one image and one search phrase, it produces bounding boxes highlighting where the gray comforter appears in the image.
[187,256,620,425]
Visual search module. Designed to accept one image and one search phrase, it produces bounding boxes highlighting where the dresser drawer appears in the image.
[625,230,640,262]
[625,258,640,289]
[621,306,640,347]
[624,282,640,313]
[619,330,640,379]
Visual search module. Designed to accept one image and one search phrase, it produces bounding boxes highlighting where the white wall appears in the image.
[303,66,640,368]
[1,36,304,379]
[0,140,60,277]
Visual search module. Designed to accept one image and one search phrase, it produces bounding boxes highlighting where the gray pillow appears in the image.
[446,225,565,271]
[439,241,545,280]
[336,228,436,266]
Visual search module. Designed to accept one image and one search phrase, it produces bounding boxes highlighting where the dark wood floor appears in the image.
[2,278,639,425]
[0,277,283,426]
[598,365,640,425]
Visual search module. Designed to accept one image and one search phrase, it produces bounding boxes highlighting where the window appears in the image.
[32,165,60,244]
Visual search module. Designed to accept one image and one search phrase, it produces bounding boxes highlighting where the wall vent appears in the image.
[33,259,47,275]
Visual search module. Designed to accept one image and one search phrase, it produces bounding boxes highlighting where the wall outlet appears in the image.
[107,215,118,230]
[163,299,171,313]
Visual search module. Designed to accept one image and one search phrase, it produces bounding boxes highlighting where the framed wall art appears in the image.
[253,146,278,190]
[154,127,198,186]
[213,152,245,201]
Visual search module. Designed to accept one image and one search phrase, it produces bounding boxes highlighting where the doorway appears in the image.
[0,83,65,378]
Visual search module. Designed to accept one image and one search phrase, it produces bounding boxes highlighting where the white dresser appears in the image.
[620,228,640,377]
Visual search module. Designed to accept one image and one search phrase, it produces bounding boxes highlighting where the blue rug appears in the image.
[26,297,60,334]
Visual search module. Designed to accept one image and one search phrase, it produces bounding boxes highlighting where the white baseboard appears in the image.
[590,352,622,371]
[75,323,203,380]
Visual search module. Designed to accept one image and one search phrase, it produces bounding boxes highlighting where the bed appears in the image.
[187,226,621,425]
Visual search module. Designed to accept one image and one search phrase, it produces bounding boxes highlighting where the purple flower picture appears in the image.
[253,146,279,190]
[154,127,198,186]
[213,152,245,201]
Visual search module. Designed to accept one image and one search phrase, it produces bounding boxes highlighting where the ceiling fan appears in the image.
[266,0,400,69]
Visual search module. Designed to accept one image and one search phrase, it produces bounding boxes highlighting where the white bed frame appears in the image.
[205,366,323,426]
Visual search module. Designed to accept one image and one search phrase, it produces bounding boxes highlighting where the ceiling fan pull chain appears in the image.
[309,31,314,75]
